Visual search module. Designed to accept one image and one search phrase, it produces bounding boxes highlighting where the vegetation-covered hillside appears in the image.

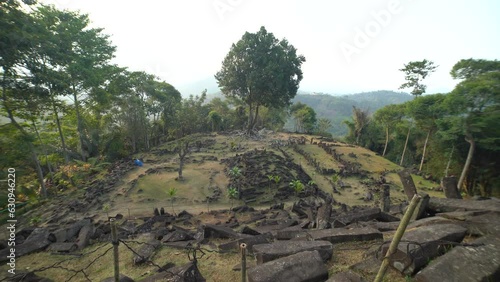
[342,59,500,197]
[0,0,498,225]
[288,91,413,136]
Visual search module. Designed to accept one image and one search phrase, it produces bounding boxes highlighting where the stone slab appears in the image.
[218,233,273,254]
[380,224,467,275]
[247,250,328,282]
[253,240,333,264]
[278,227,382,244]
[47,242,78,253]
[415,235,500,282]
[314,227,383,244]
[427,197,500,213]
[203,224,241,239]
[332,208,381,227]
[326,270,366,282]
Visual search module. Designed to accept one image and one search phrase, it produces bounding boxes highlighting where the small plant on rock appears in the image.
[289,179,304,196]
[229,166,242,198]
[167,187,177,215]
[228,186,238,210]
[267,175,275,193]
[273,175,281,188]
[102,203,111,218]
[30,216,41,226]
[331,173,341,190]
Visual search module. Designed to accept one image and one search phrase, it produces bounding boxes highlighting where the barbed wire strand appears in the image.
[118,239,183,279]
[0,244,114,282]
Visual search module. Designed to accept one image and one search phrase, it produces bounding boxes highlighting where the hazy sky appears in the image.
[39,0,500,96]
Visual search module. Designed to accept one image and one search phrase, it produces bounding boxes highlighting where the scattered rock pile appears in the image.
[220,149,316,203]
[2,196,499,281]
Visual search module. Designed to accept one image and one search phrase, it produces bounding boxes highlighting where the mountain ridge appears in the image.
[204,90,412,136]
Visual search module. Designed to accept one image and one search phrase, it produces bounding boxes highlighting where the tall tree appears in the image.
[399,59,438,97]
[317,118,332,136]
[36,6,116,160]
[0,0,48,197]
[345,106,371,145]
[398,59,437,166]
[290,102,317,133]
[128,71,158,150]
[373,104,404,156]
[156,81,181,140]
[27,6,77,164]
[208,110,222,132]
[447,61,500,192]
[215,26,305,134]
[175,91,209,137]
[408,94,446,171]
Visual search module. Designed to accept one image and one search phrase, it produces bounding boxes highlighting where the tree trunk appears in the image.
[31,119,54,181]
[252,105,260,130]
[178,158,184,180]
[246,103,260,134]
[382,126,389,157]
[400,127,411,166]
[444,145,454,177]
[144,115,150,151]
[51,96,69,164]
[72,85,86,161]
[418,129,431,172]
[30,142,47,198]
[457,134,475,192]
[177,141,189,180]
[132,134,137,153]
[247,103,253,134]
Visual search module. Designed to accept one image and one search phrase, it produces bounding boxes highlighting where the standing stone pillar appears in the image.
[398,169,418,201]
[380,184,391,212]
[441,176,462,199]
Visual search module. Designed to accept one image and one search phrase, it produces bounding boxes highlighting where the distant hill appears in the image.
[204,90,412,137]
[289,90,412,136]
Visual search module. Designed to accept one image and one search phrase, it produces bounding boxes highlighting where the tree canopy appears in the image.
[215,26,306,134]
[399,59,438,97]
[357,58,500,196]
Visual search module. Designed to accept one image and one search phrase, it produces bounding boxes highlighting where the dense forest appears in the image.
[1,0,499,208]
[343,59,500,197]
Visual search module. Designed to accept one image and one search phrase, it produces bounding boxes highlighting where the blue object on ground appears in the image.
[134,159,143,166]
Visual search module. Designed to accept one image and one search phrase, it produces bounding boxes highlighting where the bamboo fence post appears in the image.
[240,243,247,282]
[374,194,422,282]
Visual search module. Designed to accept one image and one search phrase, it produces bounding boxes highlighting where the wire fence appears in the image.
[0,220,248,282]
[0,221,486,282]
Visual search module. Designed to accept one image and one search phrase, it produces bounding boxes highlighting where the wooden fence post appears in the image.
[110,218,120,282]
[240,243,247,282]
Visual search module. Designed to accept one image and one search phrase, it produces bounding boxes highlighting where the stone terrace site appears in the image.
[1,131,499,281]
